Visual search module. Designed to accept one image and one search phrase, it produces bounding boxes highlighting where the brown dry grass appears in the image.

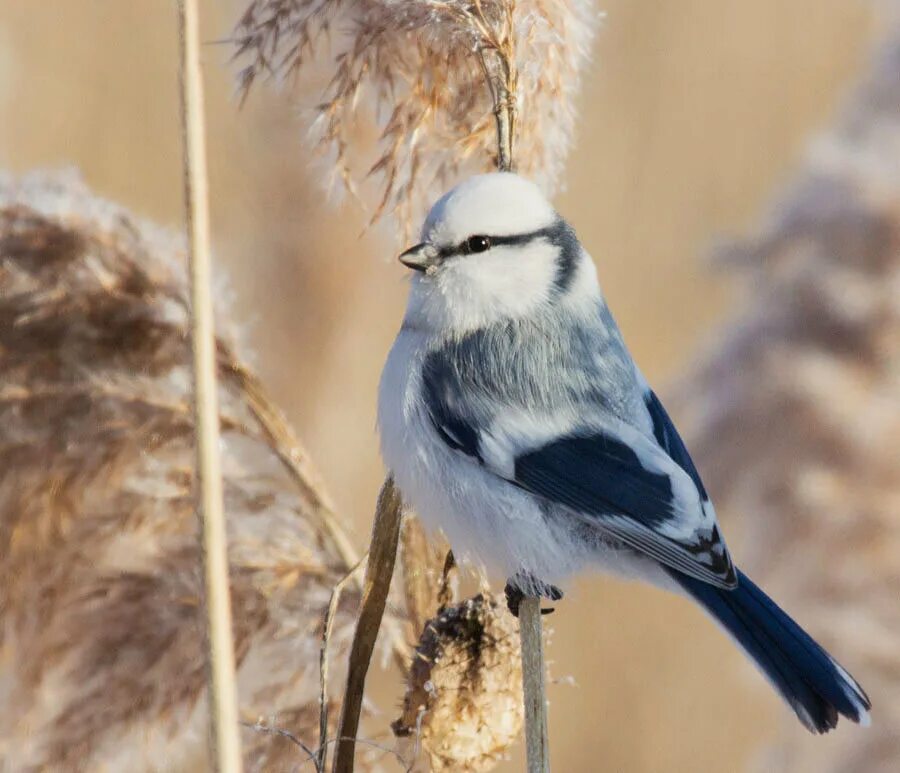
[0,171,378,771]
[233,0,597,233]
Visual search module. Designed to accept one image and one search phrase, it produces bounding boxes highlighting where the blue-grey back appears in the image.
[421,299,646,442]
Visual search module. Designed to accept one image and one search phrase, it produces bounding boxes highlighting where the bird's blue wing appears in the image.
[420,328,736,588]
[423,376,736,587]
[512,422,737,588]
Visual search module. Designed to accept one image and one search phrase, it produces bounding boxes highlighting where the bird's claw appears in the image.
[504,576,564,618]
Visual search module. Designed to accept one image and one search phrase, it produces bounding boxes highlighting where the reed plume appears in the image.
[0,170,390,771]
[233,0,598,232]
[679,25,900,773]
[393,594,524,772]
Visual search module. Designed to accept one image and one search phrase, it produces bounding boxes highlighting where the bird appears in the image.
[377,172,871,733]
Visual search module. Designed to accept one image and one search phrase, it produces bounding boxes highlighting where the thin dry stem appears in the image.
[519,598,550,773]
[241,721,317,763]
[319,559,366,772]
[333,478,404,773]
[177,1,244,769]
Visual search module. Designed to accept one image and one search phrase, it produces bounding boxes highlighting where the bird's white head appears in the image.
[398,173,597,334]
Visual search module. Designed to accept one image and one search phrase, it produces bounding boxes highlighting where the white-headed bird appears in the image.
[378,173,870,733]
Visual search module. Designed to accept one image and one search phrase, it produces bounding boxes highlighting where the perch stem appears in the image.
[519,596,550,773]
[177,1,243,771]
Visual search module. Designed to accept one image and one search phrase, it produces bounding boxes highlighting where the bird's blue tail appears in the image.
[671,568,870,733]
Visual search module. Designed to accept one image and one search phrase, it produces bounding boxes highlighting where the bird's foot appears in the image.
[504,574,564,618]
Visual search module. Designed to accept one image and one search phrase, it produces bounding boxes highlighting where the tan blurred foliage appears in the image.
[0,1,885,771]
[0,171,369,770]
[680,25,900,772]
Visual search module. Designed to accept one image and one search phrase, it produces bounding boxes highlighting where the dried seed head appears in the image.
[0,170,381,771]
[394,593,524,772]
[233,0,599,234]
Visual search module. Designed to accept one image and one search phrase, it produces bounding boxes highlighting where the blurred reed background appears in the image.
[0,1,894,771]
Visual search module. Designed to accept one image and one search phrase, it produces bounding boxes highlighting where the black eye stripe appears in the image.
[438,224,560,259]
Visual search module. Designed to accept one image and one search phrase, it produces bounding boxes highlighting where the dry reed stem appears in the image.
[241,720,317,761]
[333,477,404,773]
[319,559,366,772]
[177,1,244,769]
[519,597,550,773]
[0,170,395,772]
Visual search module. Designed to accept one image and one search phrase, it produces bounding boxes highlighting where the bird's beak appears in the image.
[398,242,437,273]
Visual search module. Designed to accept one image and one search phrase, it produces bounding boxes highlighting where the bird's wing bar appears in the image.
[510,428,737,589]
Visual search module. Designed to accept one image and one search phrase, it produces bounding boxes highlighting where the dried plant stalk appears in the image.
[319,561,365,772]
[393,594,524,772]
[678,23,900,773]
[333,477,405,773]
[0,170,397,772]
[177,0,243,769]
[518,597,550,773]
[232,0,598,232]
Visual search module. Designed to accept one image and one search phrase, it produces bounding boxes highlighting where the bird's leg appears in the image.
[504,572,564,618]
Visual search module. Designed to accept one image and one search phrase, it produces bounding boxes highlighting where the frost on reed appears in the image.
[0,171,378,771]
[233,0,598,231]
[679,29,900,773]
[393,595,523,772]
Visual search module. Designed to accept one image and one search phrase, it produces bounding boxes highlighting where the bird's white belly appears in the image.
[378,330,592,586]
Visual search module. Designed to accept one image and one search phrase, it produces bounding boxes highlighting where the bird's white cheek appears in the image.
[435,245,558,331]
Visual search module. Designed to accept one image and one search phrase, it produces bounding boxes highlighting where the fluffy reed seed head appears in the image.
[0,170,381,771]
[393,594,524,772]
[679,28,900,773]
[233,0,598,232]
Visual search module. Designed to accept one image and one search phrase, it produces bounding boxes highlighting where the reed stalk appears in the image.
[519,598,550,773]
[332,478,404,773]
[177,1,243,770]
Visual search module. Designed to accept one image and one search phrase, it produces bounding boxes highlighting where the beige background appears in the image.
[0,1,880,770]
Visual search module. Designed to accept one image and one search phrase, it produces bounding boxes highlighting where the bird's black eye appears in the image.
[465,235,491,254]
